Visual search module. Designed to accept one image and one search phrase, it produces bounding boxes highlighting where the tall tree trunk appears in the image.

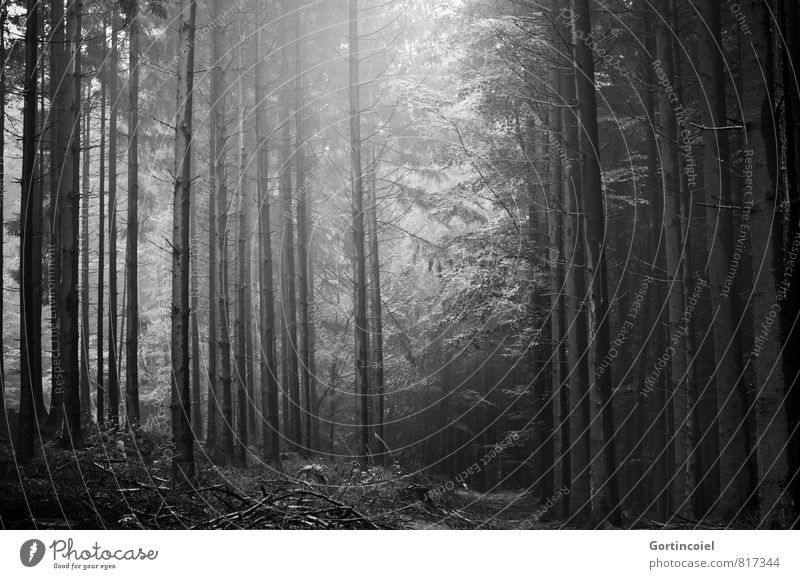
[190,181,201,435]
[97,20,106,427]
[18,0,41,460]
[349,0,370,464]
[59,0,82,448]
[693,0,751,518]
[741,0,791,527]
[205,134,218,449]
[779,0,800,524]
[366,148,384,462]
[654,0,690,518]
[0,4,8,443]
[295,0,313,453]
[562,14,591,524]
[255,9,280,462]
[107,9,120,429]
[573,0,621,525]
[171,0,197,485]
[125,0,140,428]
[545,13,566,506]
[211,0,233,465]
[234,5,248,466]
[279,0,301,450]
[47,0,69,434]
[80,79,91,425]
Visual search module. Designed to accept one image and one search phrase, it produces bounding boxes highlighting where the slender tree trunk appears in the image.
[108,9,120,429]
[47,0,69,434]
[234,5,248,466]
[0,5,8,443]
[80,79,91,425]
[211,0,233,465]
[654,0,690,518]
[279,0,301,450]
[693,0,750,518]
[190,176,201,435]
[97,21,106,427]
[18,0,41,460]
[349,0,370,464]
[741,0,791,527]
[546,16,566,507]
[366,148,384,462]
[171,0,197,485]
[255,8,280,462]
[294,0,313,453]
[58,0,82,448]
[125,0,140,428]
[779,0,800,524]
[572,0,621,525]
[205,134,218,449]
[561,17,591,524]
[204,1,219,453]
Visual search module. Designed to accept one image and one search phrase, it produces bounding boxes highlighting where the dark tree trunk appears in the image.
[171,0,197,485]
[18,0,41,460]
[561,14,591,524]
[279,0,300,450]
[234,4,248,466]
[741,0,790,527]
[97,18,106,427]
[125,0,140,428]
[0,5,8,444]
[693,0,751,518]
[349,0,370,465]
[779,0,800,524]
[211,0,233,465]
[255,7,280,462]
[108,8,120,429]
[80,78,91,425]
[572,0,620,525]
[47,0,69,435]
[366,149,384,462]
[190,178,201,436]
[60,0,82,448]
[295,0,313,453]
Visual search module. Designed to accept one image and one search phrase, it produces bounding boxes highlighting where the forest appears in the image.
[0,0,799,530]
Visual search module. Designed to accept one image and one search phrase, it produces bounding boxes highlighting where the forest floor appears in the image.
[0,428,725,530]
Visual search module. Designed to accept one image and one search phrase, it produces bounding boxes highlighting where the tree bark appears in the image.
[279,0,301,450]
[654,0,690,518]
[97,19,106,427]
[561,13,591,524]
[295,0,313,453]
[108,8,120,429]
[234,4,249,466]
[0,5,8,444]
[125,0,141,428]
[59,0,82,448]
[47,0,69,435]
[693,0,751,518]
[572,0,621,525]
[741,0,791,527]
[80,77,91,425]
[366,148,384,462]
[255,6,280,462]
[211,0,233,465]
[18,0,41,460]
[349,0,370,465]
[171,0,197,485]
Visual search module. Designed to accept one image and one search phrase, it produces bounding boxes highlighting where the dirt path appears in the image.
[402,489,564,530]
